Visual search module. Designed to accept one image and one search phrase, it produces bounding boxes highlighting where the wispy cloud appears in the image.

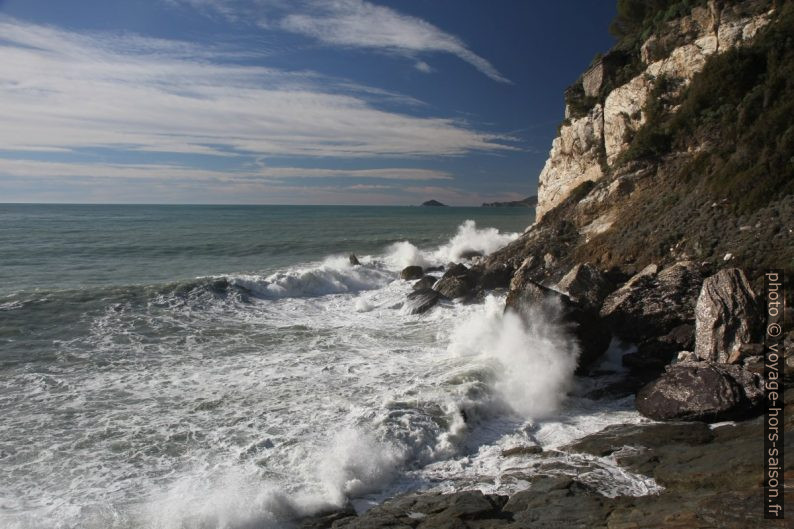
[170,0,510,83]
[0,15,512,159]
[414,61,433,74]
[0,159,452,182]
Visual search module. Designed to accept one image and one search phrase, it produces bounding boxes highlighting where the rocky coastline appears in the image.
[301,1,792,527]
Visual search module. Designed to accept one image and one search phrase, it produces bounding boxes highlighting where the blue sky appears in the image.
[0,0,615,205]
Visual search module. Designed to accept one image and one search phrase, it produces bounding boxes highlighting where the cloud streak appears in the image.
[278,0,511,83]
[170,0,510,83]
[0,159,453,182]
[0,15,513,160]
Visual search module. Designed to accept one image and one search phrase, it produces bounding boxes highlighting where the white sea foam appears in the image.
[385,241,430,269]
[0,221,649,529]
[447,295,579,419]
[231,256,393,299]
[434,220,520,262]
[387,220,520,269]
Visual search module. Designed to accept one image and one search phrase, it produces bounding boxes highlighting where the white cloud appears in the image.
[0,15,513,160]
[170,0,510,83]
[279,0,511,83]
[414,61,433,74]
[0,159,453,182]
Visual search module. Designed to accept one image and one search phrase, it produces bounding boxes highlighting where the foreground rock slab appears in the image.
[636,361,763,422]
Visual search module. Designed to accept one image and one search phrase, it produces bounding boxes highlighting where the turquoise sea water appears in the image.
[0,204,533,295]
[0,204,652,529]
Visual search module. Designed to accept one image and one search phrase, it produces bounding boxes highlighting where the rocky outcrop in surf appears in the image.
[317,1,794,527]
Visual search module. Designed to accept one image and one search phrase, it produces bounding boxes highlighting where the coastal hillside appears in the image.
[320,1,793,527]
[487,0,792,289]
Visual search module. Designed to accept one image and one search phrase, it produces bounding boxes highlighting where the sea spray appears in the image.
[316,428,403,505]
[434,220,520,263]
[385,241,430,269]
[2,215,651,529]
[447,295,579,418]
[387,220,520,270]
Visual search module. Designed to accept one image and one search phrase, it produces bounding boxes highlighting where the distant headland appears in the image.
[420,199,447,207]
[481,195,537,207]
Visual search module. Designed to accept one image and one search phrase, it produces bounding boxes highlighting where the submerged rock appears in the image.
[600,261,704,344]
[694,268,762,363]
[404,288,442,315]
[400,265,424,280]
[433,263,479,299]
[636,361,763,422]
[458,249,484,260]
[412,276,437,291]
[349,254,361,266]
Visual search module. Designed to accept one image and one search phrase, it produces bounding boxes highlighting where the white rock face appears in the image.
[535,104,604,218]
[535,6,773,221]
[603,75,650,166]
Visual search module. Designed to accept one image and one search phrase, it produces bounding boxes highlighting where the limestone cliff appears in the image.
[484,0,793,296]
[536,0,773,219]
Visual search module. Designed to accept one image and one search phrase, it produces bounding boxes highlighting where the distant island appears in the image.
[481,195,537,207]
[420,199,447,207]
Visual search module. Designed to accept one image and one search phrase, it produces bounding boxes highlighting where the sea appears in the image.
[0,204,657,529]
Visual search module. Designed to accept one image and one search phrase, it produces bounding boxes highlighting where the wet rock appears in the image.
[636,361,764,422]
[565,422,713,457]
[556,262,615,311]
[299,503,357,528]
[412,276,437,291]
[505,279,611,371]
[349,254,361,266]
[503,476,615,529]
[475,263,513,290]
[458,249,484,260]
[622,338,680,378]
[501,445,543,457]
[694,268,762,363]
[433,264,479,299]
[599,261,705,344]
[404,289,442,315]
[332,490,509,529]
[621,334,683,382]
[400,266,424,281]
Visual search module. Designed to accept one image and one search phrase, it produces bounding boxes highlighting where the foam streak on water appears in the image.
[0,215,653,529]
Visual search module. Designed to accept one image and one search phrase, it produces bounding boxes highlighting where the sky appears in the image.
[0,0,616,205]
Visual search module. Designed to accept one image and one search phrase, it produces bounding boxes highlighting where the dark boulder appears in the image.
[556,263,615,312]
[403,288,442,315]
[599,261,705,344]
[400,265,424,280]
[505,279,611,372]
[433,263,479,299]
[475,262,514,290]
[636,361,764,422]
[412,276,437,291]
[621,341,679,378]
[348,254,360,266]
[694,268,763,364]
[458,249,484,260]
